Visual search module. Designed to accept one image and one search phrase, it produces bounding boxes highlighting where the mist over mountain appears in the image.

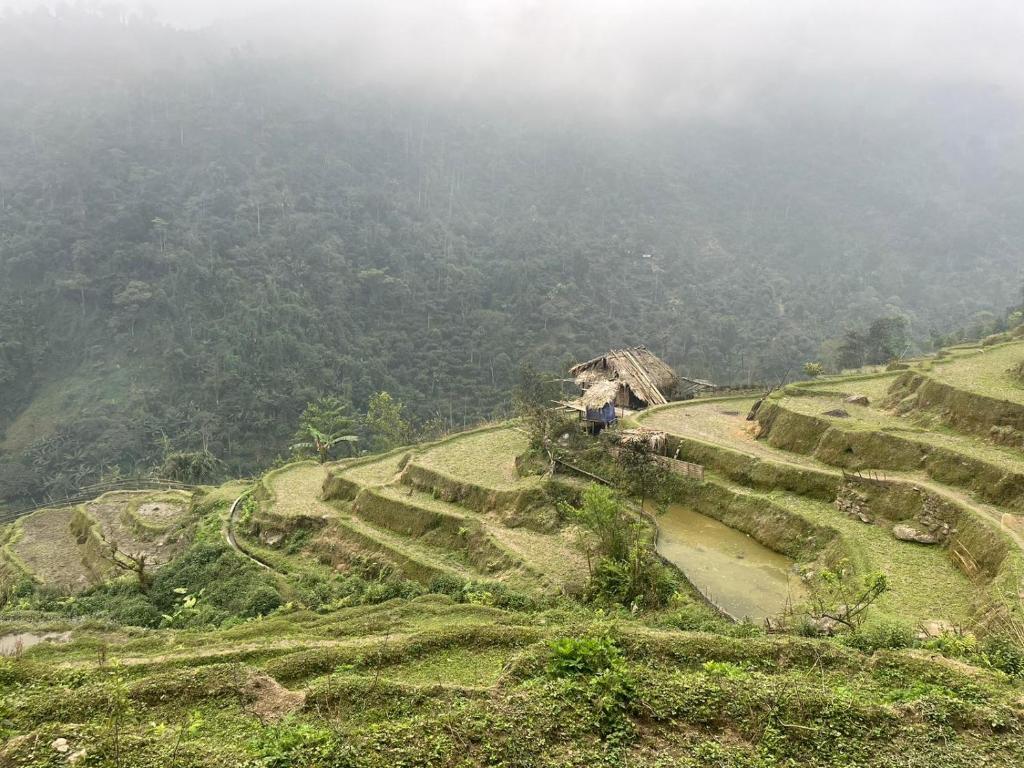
[0,3,1022,499]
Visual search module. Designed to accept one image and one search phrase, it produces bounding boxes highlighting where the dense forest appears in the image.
[1,9,1022,501]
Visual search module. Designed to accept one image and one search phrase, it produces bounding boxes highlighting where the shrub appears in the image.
[843,619,915,652]
[547,634,623,677]
[983,634,1024,678]
[803,361,824,378]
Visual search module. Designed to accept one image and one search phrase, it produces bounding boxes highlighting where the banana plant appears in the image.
[289,426,358,463]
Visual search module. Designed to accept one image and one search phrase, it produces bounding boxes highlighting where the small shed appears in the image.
[569,346,679,410]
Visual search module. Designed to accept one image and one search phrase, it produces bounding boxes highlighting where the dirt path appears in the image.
[224,487,272,571]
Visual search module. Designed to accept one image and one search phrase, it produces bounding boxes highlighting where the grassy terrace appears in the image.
[639,396,829,472]
[333,450,407,487]
[777,388,1024,473]
[414,426,540,490]
[267,427,586,593]
[926,341,1024,404]
[704,474,978,626]
[262,462,340,519]
[6,596,1024,767]
[6,410,1024,765]
[8,507,99,591]
[637,394,1021,624]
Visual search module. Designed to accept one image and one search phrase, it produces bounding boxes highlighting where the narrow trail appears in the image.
[224,487,272,571]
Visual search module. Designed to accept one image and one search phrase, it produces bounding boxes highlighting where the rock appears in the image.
[916,620,955,640]
[845,394,870,406]
[67,750,87,764]
[51,738,69,754]
[892,524,941,544]
[823,408,849,418]
[261,531,284,547]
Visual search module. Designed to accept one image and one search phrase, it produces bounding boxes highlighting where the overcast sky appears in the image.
[3,1,1024,119]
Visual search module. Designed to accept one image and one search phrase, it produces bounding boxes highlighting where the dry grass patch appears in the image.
[11,507,99,590]
[265,463,339,520]
[416,427,539,491]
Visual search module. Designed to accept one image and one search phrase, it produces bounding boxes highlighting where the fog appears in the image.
[3,1,1024,120]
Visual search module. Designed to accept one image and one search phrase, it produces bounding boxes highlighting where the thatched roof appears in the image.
[578,379,621,409]
[569,346,678,406]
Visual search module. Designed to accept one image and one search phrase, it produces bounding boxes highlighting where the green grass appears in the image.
[262,462,338,519]
[777,391,1024,474]
[376,645,511,687]
[928,341,1024,404]
[336,450,408,487]
[415,425,540,491]
[702,475,978,627]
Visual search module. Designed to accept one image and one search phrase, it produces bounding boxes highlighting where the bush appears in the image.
[548,634,624,677]
[983,634,1024,678]
[246,586,284,617]
[843,619,915,652]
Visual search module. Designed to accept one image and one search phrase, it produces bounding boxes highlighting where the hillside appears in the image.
[3,339,1024,766]
[2,10,1024,503]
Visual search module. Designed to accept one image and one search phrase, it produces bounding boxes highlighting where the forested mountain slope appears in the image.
[1,10,1022,499]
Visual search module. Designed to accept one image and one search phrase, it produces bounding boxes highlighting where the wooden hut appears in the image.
[569,346,680,410]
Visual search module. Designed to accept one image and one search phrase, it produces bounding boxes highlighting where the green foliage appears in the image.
[836,316,910,370]
[547,633,636,738]
[982,634,1024,678]
[701,660,748,679]
[46,542,283,628]
[547,633,624,677]
[559,485,674,610]
[803,361,824,378]
[843,619,915,652]
[249,718,349,767]
[292,396,359,462]
[427,574,538,611]
[364,391,412,452]
[159,450,223,483]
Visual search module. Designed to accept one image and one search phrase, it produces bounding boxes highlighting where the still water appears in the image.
[0,631,70,655]
[654,503,802,621]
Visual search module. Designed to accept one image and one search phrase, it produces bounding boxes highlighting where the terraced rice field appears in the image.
[264,462,340,519]
[84,491,189,564]
[778,389,1024,473]
[260,428,586,593]
[415,427,540,490]
[926,341,1024,404]
[338,451,408,487]
[638,397,1011,625]
[9,507,99,590]
[712,476,978,626]
[641,397,828,470]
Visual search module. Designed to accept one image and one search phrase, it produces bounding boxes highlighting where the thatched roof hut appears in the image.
[569,346,680,409]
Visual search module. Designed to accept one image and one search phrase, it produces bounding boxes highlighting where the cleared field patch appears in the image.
[131,492,190,529]
[415,426,539,491]
[10,507,101,590]
[641,397,829,471]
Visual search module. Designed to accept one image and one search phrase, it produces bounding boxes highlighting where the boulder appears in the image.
[51,738,69,754]
[845,394,870,406]
[823,408,850,418]
[892,523,941,545]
